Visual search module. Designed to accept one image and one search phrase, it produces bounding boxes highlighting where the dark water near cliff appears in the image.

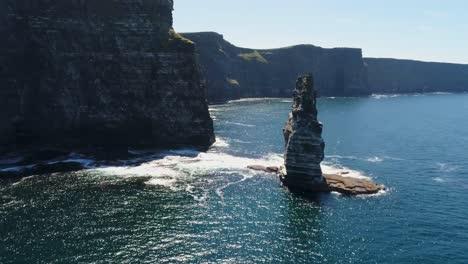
[1,94,468,263]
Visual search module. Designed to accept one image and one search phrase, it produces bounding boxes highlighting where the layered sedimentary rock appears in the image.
[0,0,214,153]
[282,75,327,191]
[182,32,369,102]
[365,58,468,94]
[247,75,385,195]
[246,75,385,195]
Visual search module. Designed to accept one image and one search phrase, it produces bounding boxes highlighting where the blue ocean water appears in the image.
[1,93,468,263]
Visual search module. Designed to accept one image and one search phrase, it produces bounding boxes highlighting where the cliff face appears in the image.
[282,75,326,192]
[365,58,468,94]
[182,32,369,102]
[0,0,214,152]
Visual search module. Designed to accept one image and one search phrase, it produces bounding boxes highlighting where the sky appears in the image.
[173,0,468,64]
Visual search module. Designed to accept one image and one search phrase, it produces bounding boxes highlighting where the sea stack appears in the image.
[281,74,327,192]
[246,74,385,195]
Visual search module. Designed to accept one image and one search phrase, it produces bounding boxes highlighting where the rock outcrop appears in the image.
[281,74,327,192]
[248,164,385,195]
[0,0,214,153]
[248,74,385,195]
[182,32,370,102]
[323,173,385,195]
[365,58,468,94]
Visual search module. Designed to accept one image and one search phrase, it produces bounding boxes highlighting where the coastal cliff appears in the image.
[182,32,369,102]
[281,75,327,191]
[0,0,214,153]
[365,58,468,94]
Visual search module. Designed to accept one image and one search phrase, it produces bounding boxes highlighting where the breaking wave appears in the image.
[321,162,372,180]
[2,147,379,200]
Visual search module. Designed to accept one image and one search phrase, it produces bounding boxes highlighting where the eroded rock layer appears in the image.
[0,0,214,153]
[282,74,327,191]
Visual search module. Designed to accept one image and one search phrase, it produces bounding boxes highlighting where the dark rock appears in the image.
[366,58,468,94]
[281,74,327,192]
[181,32,370,102]
[247,165,386,195]
[266,166,279,173]
[0,0,214,153]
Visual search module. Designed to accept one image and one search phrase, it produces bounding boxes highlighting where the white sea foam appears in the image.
[367,156,384,163]
[436,163,460,173]
[383,156,405,161]
[145,178,178,188]
[327,155,391,163]
[327,155,358,160]
[208,107,225,112]
[371,94,401,99]
[89,150,284,194]
[321,162,372,180]
[224,121,256,128]
[356,189,389,198]
[433,177,446,183]
[212,137,230,148]
[429,92,453,95]
[227,98,271,103]
[230,139,252,144]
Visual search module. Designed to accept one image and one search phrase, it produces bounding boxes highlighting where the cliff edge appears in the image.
[182,32,370,102]
[0,0,214,153]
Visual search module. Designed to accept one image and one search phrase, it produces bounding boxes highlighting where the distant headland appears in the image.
[182,32,468,103]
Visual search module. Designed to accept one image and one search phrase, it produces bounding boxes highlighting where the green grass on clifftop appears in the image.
[238,50,268,63]
[168,28,194,45]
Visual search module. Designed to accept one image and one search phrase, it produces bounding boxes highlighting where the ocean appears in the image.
[1,93,468,263]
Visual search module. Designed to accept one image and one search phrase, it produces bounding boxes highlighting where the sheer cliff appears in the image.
[182,32,369,102]
[0,0,214,153]
[365,58,468,94]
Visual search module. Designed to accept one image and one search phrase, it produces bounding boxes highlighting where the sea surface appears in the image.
[1,93,468,263]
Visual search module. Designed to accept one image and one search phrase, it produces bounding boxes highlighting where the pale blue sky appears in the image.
[173,0,468,64]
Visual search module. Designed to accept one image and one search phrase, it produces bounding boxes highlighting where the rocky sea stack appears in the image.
[249,74,385,195]
[0,0,214,153]
[281,74,327,191]
[281,74,385,195]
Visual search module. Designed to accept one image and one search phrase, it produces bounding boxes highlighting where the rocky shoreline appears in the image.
[247,165,386,195]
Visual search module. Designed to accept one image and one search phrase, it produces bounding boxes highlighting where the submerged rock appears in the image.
[282,74,327,192]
